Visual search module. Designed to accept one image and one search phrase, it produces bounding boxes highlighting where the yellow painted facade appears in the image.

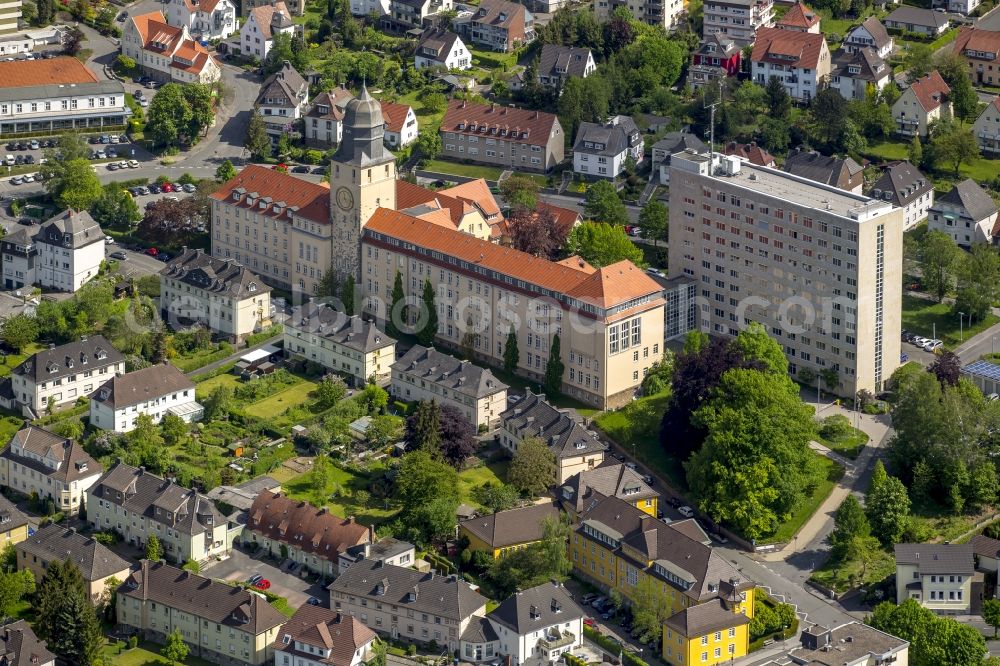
[663,622,750,666]
[0,521,28,548]
[461,526,541,559]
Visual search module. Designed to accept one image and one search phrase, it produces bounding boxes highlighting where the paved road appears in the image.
[537,192,642,226]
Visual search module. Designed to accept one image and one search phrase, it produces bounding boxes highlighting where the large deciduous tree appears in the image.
[565,222,644,268]
[865,460,911,547]
[582,180,628,227]
[919,229,962,302]
[867,598,987,666]
[508,436,556,496]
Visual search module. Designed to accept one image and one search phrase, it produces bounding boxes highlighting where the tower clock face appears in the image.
[336,187,354,211]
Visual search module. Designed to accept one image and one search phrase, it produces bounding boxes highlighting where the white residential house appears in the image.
[273,607,377,666]
[237,2,295,61]
[349,0,389,15]
[831,47,891,101]
[89,364,202,433]
[166,0,238,40]
[895,543,974,614]
[867,160,934,231]
[122,11,221,84]
[255,60,309,142]
[892,70,950,137]
[843,16,893,59]
[928,178,999,246]
[933,0,979,14]
[304,86,353,148]
[751,27,831,103]
[32,209,105,293]
[573,115,643,179]
[537,44,595,89]
[414,28,471,70]
[0,424,101,516]
[973,97,1000,155]
[391,345,508,431]
[381,101,418,148]
[0,226,34,291]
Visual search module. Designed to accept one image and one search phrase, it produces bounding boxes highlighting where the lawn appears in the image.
[816,422,869,459]
[243,380,318,419]
[421,159,505,182]
[394,90,447,132]
[171,344,233,373]
[866,139,1000,183]
[764,454,845,545]
[470,47,520,72]
[907,503,983,543]
[593,390,686,489]
[808,548,896,593]
[284,461,400,525]
[457,458,510,508]
[0,342,43,378]
[104,642,216,666]
[901,294,999,348]
[194,372,240,399]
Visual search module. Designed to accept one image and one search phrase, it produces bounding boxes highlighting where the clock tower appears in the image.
[329,84,397,283]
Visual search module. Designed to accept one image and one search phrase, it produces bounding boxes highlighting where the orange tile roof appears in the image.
[211,164,330,225]
[363,208,661,314]
[751,27,826,69]
[440,179,502,219]
[536,201,580,234]
[380,101,413,134]
[777,1,819,29]
[250,2,290,40]
[0,56,98,89]
[556,255,597,273]
[955,26,1000,58]
[441,99,561,148]
[908,70,950,112]
[129,10,166,44]
[396,180,467,228]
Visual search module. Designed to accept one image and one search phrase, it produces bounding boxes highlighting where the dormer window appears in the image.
[96,349,107,360]
[232,191,240,200]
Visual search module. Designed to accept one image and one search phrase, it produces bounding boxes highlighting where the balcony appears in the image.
[538,631,576,651]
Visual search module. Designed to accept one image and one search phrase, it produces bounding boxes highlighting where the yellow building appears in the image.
[559,462,658,520]
[570,493,755,665]
[459,501,560,559]
[0,493,29,548]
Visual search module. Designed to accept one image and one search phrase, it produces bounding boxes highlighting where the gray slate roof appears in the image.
[12,334,123,384]
[538,44,592,79]
[36,209,104,249]
[328,559,488,623]
[415,27,462,64]
[392,345,507,400]
[256,60,307,109]
[290,302,395,353]
[970,534,1000,559]
[1,424,101,483]
[868,160,933,208]
[17,524,132,582]
[573,115,641,158]
[848,16,892,50]
[652,131,707,161]
[89,461,225,536]
[886,5,949,28]
[0,620,56,666]
[894,543,975,574]
[783,149,864,190]
[459,500,559,549]
[499,391,604,460]
[0,493,29,534]
[663,597,749,637]
[832,46,887,83]
[460,616,499,643]
[161,248,271,300]
[90,363,194,410]
[561,462,657,513]
[931,178,998,222]
[487,581,585,634]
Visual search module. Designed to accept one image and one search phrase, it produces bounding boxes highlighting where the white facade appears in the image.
[35,233,103,293]
[0,427,101,516]
[238,4,295,61]
[350,0,390,15]
[491,615,582,665]
[414,32,471,70]
[122,12,222,85]
[702,0,775,45]
[166,0,238,40]
[595,0,684,30]
[383,104,418,148]
[934,0,979,14]
[973,99,1000,155]
[283,307,396,387]
[843,23,893,59]
[0,0,20,36]
[10,337,124,412]
[751,31,831,103]
[89,366,202,434]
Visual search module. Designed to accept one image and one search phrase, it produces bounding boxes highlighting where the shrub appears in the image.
[819,414,854,441]
[407,644,417,656]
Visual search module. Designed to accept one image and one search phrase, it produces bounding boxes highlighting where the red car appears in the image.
[584,618,596,628]
[145,247,158,256]
[161,183,174,192]
[253,579,271,590]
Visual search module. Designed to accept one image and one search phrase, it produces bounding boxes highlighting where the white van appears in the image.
[4,155,13,166]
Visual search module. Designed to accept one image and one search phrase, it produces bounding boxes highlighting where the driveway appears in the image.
[202,546,327,609]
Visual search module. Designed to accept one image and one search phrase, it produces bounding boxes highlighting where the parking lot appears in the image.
[202,547,327,609]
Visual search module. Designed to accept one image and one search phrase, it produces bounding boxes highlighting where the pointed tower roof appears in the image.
[334,84,393,168]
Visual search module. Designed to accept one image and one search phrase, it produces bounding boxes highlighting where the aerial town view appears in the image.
[4,0,1000,662]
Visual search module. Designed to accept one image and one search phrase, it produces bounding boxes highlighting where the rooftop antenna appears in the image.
[703,79,725,160]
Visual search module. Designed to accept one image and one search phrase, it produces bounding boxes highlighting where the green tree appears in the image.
[955,243,1000,321]
[499,175,539,211]
[417,279,437,346]
[215,159,237,183]
[314,375,348,409]
[930,120,979,177]
[405,400,442,456]
[145,83,191,147]
[0,569,34,617]
[91,184,142,228]
[1,313,39,352]
[203,385,233,421]
[637,200,668,247]
[341,274,356,316]
[160,413,189,447]
[503,325,519,373]
[830,495,872,558]
[162,629,190,664]
[544,334,565,397]
[867,598,987,666]
[865,460,911,546]
[809,87,849,147]
[45,158,102,211]
[906,44,935,81]
[985,599,1000,638]
[387,272,405,339]
[936,52,980,122]
[417,128,442,161]
[582,180,628,227]
[145,534,162,561]
[920,229,962,302]
[565,222,644,268]
[508,436,557,496]
[766,75,792,121]
[475,482,521,513]
[246,110,272,161]
[312,454,331,504]
[36,559,103,665]
[908,136,923,167]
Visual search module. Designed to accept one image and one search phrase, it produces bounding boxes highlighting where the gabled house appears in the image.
[974,96,1000,155]
[122,11,221,84]
[775,1,820,32]
[750,27,831,102]
[537,44,595,90]
[0,621,55,666]
[274,607,377,666]
[456,0,534,52]
[349,0,389,16]
[885,6,950,37]
[688,33,741,90]
[414,28,471,70]
[459,501,560,558]
[382,0,453,32]
[381,101,418,148]
[783,148,864,193]
[843,16,893,59]
[934,0,979,15]
[560,462,658,518]
[723,141,775,167]
[867,160,934,230]
[304,86,353,148]
[2,209,105,293]
[237,2,296,61]
[165,0,237,40]
[0,494,29,548]
[928,178,999,246]
[572,115,643,179]
[891,70,950,137]
[831,47,891,101]
[439,99,564,172]
[396,178,506,241]
[255,60,309,142]
[651,131,707,184]
[954,27,1000,86]
[89,363,201,433]
[895,543,975,614]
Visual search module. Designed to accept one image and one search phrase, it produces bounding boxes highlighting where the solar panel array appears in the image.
[961,360,1000,381]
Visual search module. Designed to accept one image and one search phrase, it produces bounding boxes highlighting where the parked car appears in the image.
[291,165,309,173]
[307,597,322,606]
[590,597,607,610]
[253,579,271,590]
[105,236,115,244]
[145,247,158,256]
[311,166,326,174]
[583,618,596,629]
[9,176,21,185]
[580,593,598,604]
[127,160,139,168]
[3,155,12,166]
[912,336,930,347]
[924,340,943,352]
[600,610,615,620]
[107,163,119,171]
[109,251,127,260]
[21,174,33,183]
[24,155,34,164]
[677,505,695,518]
[182,183,196,193]
[148,184,161,194]
[13,154,23,165]
[161,183,174,192]
[246,574,263,585]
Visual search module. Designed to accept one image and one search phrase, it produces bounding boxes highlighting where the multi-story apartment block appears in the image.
[244,491,371,577]
[304,87,352,148]
[954,28,1000,86]
[0,57,128,138]
[934,0,979,15]
[414,28,471,70]
[0,0,20,36]
[688,34,741,91]
[895,543,974,614]
[560,462,658,519]
[974,97,1000,155]
[573,115,643,180]
[160,248,272,341]
[89,363,202,433]
[8,335,124,413]
[668,150,903,395]
[775,1,819,32]
[498,391,605,482]
[473,582,585,664]
[569,493,755,666]
[118,560,287,665]
[328,559,489,651]
[16,524,132,604]
[256,60,309,142]
[0,621,55,666]
[456,0,533,52]
[843,17,893,59]
[458,501,560,558]
[892,70,950,137]
[381,0,453,33]
[31,209,105,292]
[703,0,774,46]
[440,99,564,173]
[0,494,29,548]
[391,344,508,430]
[166,0,237,40]
[237,2,296,61]
[867,161,934,231]
[594,0,684,31]
[0,424,101,515]
[750,28,830,103]
[88,462,229,563]
[122,12,221,84]
[274,606,377,666]
[759,622,909,666]
[927,178,999,246]
[381,101,418,148]
[284,303,396,387]
[0,227,35,290]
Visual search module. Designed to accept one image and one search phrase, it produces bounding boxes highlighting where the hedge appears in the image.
[564,654,587,666]
[246,324,283,348]
[583,626,649,666]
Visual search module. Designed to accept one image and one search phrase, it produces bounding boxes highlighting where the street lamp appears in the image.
[959,311,966,342]
[993,335,997,356]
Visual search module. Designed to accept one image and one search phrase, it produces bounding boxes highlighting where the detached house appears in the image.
[458,501,560,558]
[382,0,453,33]
[775,1,820,32]
[256,60,309,142]
[414,28,471,70]
[974,97,1000,155]
[935,0,979,15]
[844,17,893,58]
[867,160,934,230]
[892,70,950,137]
[89,363,201,433]
[723,141,775,167]
[238,2,296,61]
[304,86,353,148]
[954,27,1000,86]
[1,209,105,293]
[572,115,643,179]
[688,34,741,90]
[274,607,377,666]
[165,0,237,40]
[928,178,999,246]
[783,149,864,193]
[895,543,975,614]
[122,11,221,84]
[381,101,418,148]
[537,44,595,90]
[831,47,890,101]
[560,462,658,519]
[885,6,949,37]
[0,494,29,548]
[456,0,534,53]
[751,27,830,103]
[7,335,125,413]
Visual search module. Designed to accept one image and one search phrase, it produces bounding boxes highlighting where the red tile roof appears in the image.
[247,491,370,561]
[363,208,662,314]
[777,1,819,29]
[396,180,469,227]
[380,101,413,134]
[724,141,776,167]
[955,26,1000,58]
[908,70,950,112]
[440,179,502,219]
[211,164,331,225]
[441,99,561,148]
[0,56,98,89]
[751,27,827,69]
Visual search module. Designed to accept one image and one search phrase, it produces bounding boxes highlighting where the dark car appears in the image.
[668,497,682,508]
[306,597,322,606]
[291,165,309,173]
[24,155,34,164]
[13,155,23,165]
[88,136,98,144]
[148,184,162,194]
[311,166,326,174]
[17,217,34,225]
[14,143,25,151]
[5,143,14,151]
